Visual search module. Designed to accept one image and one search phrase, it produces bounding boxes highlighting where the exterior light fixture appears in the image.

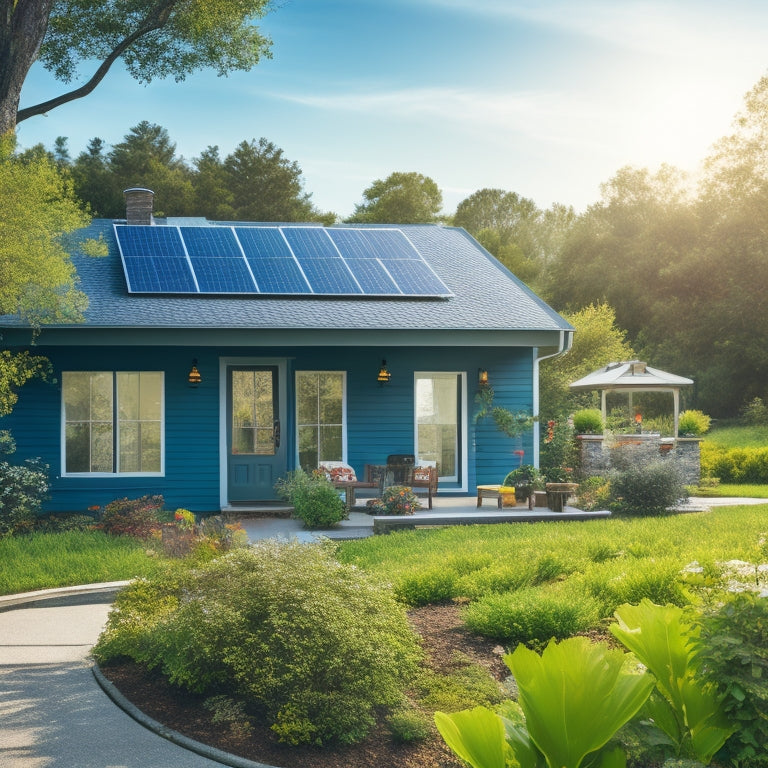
[377,359,391,385]
[478,368,489,388]
[635,412,642,433]
[188,359,202,387]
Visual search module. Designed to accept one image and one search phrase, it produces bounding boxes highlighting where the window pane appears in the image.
[231,369,274,455]
[233,427,255,454]
[139,422,162,472]
[297,373,318,424]
[139,372,163,420]
[416,373,459,480]
[91,423,114,473]
[91,372,113,421]
[296,372,344,471]
[63,372,91,421]
[319,374,343,423]
[298,425,318,471]
[65,423,90,473]
[119,422,139,473]
[318,425,342,463]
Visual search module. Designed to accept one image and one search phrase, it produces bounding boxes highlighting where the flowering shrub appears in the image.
[173,508,195,530]
[0,458,49,536]
[99,495,164,538]
[369,486,421,515]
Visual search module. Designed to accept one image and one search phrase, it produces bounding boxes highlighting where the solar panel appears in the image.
[345,258,400,294]
[115,223,453,298]
[248,257,311,294]
[236,227,294,259]
[282,227,340,259]
[299,258,361,294]
[122,256,198,293]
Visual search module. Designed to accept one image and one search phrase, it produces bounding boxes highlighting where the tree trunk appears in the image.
[0,0,53,135]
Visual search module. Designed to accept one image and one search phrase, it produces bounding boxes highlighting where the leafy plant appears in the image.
[98,494,164,538]
[0,457,49,536]
[435,636,654,768]
[386,707,432,743]
[609,460,686,516]
[274,468,345,528]
[572,408,604,434]
[94,540,422,746]
[678,410,711,436]
[368,485,421,515]
[610,600,734,763]
[696,591,768,767]
[475,385,534,438]
[502,465,542,489]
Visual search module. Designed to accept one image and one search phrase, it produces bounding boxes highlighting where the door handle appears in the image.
[273,419,281,449]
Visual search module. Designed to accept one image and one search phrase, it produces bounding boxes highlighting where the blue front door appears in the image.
[226,365,286,501]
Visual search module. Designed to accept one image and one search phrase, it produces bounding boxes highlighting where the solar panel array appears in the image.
[114,224,453,298]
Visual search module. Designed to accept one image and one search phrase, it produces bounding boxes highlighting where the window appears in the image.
[296,371,345,471]
[63,371,163,475]
[415,372,462,482]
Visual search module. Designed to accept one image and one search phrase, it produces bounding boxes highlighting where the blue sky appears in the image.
[16,0,768,219]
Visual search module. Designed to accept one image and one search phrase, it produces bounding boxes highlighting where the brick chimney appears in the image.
[123,188,155,225]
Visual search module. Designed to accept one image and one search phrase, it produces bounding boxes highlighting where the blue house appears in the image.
[0,189,573,513]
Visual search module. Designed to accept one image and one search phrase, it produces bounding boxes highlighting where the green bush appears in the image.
[697,591,768,767]
[94,541,422,746]
[386,707,432,743]
[395,566,458,605]
[0,458,49,536]
[609,460,686,516]
[572,408,604,434]
[462,586,598,647]
[368,485,421,515]
[740,396,768,426]
[275,469,345,528]
[34,513,96,532]
[99,495,164,538]
[576,475,611,512]
[677,409,711,436]
[702,443,768,484]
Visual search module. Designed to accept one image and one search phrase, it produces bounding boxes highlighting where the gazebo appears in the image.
[569,361,694,437]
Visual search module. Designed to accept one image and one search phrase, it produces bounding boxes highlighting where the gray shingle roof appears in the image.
[1,219,572,337]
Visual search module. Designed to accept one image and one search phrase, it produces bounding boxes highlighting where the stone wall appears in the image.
[577,434,701,485]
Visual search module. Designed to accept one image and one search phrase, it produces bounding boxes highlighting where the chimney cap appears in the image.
[123,187,155,195]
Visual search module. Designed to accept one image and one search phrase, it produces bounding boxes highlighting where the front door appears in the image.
[227,365,285,501]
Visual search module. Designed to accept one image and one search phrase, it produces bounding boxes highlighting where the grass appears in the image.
[704,423,768,448]
[693,483,768,498]
[0,530,163,596]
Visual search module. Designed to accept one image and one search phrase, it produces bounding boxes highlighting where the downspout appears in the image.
[532,330,574,467]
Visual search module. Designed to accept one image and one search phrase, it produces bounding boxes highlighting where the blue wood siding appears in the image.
[0,343,534,512]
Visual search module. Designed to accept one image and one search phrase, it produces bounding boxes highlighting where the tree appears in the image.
[0,135,89,414]
[71,137,124,217]
[192,145,235,220]
[221,138,324,222]
[539,303,634,420]
[347,172,443,224]
[0,0,273,136]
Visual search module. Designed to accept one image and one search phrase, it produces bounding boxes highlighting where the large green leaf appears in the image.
[611,600,734,762]
[434,706,513,768]
[505,636,654,768]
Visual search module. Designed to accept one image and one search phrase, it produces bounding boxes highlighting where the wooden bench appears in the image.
[476,484,516,509]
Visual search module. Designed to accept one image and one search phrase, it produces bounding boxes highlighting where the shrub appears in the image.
[740,396,768,426]
[572,408,604,434]
[95,541,422,746]
[697,591,768,767]
[275,469,345,528]
[34,513,96,533]
[0,458,49,536]
[502,465,542,489]
[702,444,768,484]
[576,475,611,512]
[609,460,686,516]
[386,708,432,743]
[395,566,458,605]
[368,485,421,515]
[98,495,164,538]
[677,409,711,436]
[462,586,598,648]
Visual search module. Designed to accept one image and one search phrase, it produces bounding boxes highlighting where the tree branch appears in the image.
[16,0,177,124]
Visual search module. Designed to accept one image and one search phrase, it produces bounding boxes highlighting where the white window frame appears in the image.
[414,371,468,492]
[61,371,165,477]
[294,370,347,470]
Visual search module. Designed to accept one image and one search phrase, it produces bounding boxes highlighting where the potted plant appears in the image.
[502,465,543,507]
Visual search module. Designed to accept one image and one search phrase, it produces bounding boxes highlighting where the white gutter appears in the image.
[532,329,574,466]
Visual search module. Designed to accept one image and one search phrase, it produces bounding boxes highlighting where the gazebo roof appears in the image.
[569,361,693,391]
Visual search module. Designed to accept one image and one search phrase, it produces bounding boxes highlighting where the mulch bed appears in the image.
[99,603,509,768]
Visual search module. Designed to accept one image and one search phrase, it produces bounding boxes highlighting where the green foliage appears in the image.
[539,417,578,482]
[475,385,534,438]
[502,464,542,489]
[395,566,458,605]
[435,637,654,768]
[538,303,634,420]
[678,410,711,436]
[386,708,432,743]
[274,469,345,528]
[347,171,443,224]
[576,475,612,512]
[573,408,604,434]
[696,592,768,767]
[34,513,96,533]
[0,457,50,536]
[609,460,687,516]
[98,494,164,538]
[701,443,768,484]
[368,485,421,515]
[739,397,768,426]
[0,351,53,418]
[94,541,422,746]
[611,600,734,763]
[417,653,504,713]
[462,587,598,647]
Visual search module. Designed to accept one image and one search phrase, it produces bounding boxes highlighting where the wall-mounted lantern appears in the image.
[478,368,489,388]
[188,359,202,388]
[377,359,391,385]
